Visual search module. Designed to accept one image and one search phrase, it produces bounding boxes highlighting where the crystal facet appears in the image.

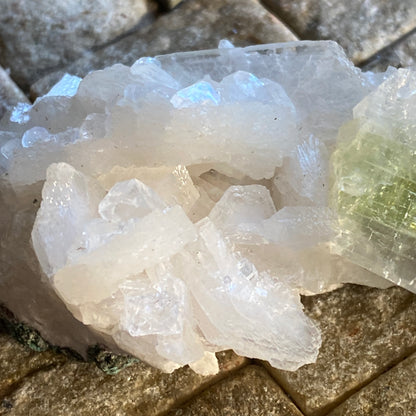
[0,40,406,375]
[331,69,416,293]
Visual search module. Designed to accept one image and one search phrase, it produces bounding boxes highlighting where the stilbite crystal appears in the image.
[0,40,404,374]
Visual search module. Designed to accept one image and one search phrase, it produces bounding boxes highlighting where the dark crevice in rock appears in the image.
[358,25,416,70]
[157,358,252,416]
[1,303,249,381]
[319,347,416,416]
[260,344,416,416]
[0,303,134,374]
[0,304,50,352]
[253,360,307,416]
[0,67,33,103]
[259,0,303,40]
[0,362,62,402]
[157,0,184,12]
[87,344,140,375]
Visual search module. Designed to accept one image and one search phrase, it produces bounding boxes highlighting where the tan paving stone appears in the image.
[0,345,247,416]
[361,29,416,72]
[262,0,416,63]
[0,0,155,90]
[328,353,416,416]
[266,284,416,416]
[0,66,29,120]
[167,365,304,416]
[0,332,67,399]
[30,0,297,98]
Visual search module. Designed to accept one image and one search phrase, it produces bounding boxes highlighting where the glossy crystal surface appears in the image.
[331,69,416,292]
[0,40,400,374]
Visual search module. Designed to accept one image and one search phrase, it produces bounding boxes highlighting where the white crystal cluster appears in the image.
[0,41,395,374]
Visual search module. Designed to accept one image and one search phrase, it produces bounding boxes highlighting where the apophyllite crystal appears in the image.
[0,40,410,375]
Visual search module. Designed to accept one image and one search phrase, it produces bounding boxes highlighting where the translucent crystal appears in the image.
[171,218,321,370]
[262,206,335,250]
[53,203,198,305]
[97,165,200,214]
[98,179,166,222]
[21,126,53,148]
[10,102,32,124]
[209,185,276,243]
[274,135,329,207]
[119,274,187,337]
[32,162,106,276]
[171,81,221,108]
[0,40,399,376]
[331,69,416,292]
[45,74,82,98]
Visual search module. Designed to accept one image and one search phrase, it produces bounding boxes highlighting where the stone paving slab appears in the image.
[361,28,416,72]
[261,0,416,63]
[167,365,304,416]
[0,332,66,400]
[30,0,297,98]
[327,352,416,416]
[0,335,248,416]
[0,0,155,91]
[265,284,416,416]
[0,66,29,120]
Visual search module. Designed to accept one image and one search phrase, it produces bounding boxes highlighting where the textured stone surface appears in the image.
[267,285,416,416]
[31,0,297,98]
[361,29,416,72]
[0,345,247,416]
[262,0,416,62]
[167,365,303,416]
[0,0,154,90]
[328,353,416,416]
[0,66,29,120]
[0,332,66,399]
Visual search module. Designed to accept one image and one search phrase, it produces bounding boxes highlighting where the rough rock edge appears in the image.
[0,304,138,375]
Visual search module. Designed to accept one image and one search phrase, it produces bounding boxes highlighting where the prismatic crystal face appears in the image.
[0,40,410,375]
[331,69,416,293]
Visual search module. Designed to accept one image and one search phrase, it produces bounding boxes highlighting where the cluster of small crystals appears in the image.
[0,41,394,374]
[331,69,416,293]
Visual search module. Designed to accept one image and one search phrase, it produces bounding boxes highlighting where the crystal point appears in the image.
[98,178,166,222]
[1,40,405,376]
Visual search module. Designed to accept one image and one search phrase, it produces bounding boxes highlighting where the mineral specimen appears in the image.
[0,40,403,375]
[331,69,416,293]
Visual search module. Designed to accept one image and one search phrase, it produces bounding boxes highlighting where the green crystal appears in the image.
[331,121,416,291]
